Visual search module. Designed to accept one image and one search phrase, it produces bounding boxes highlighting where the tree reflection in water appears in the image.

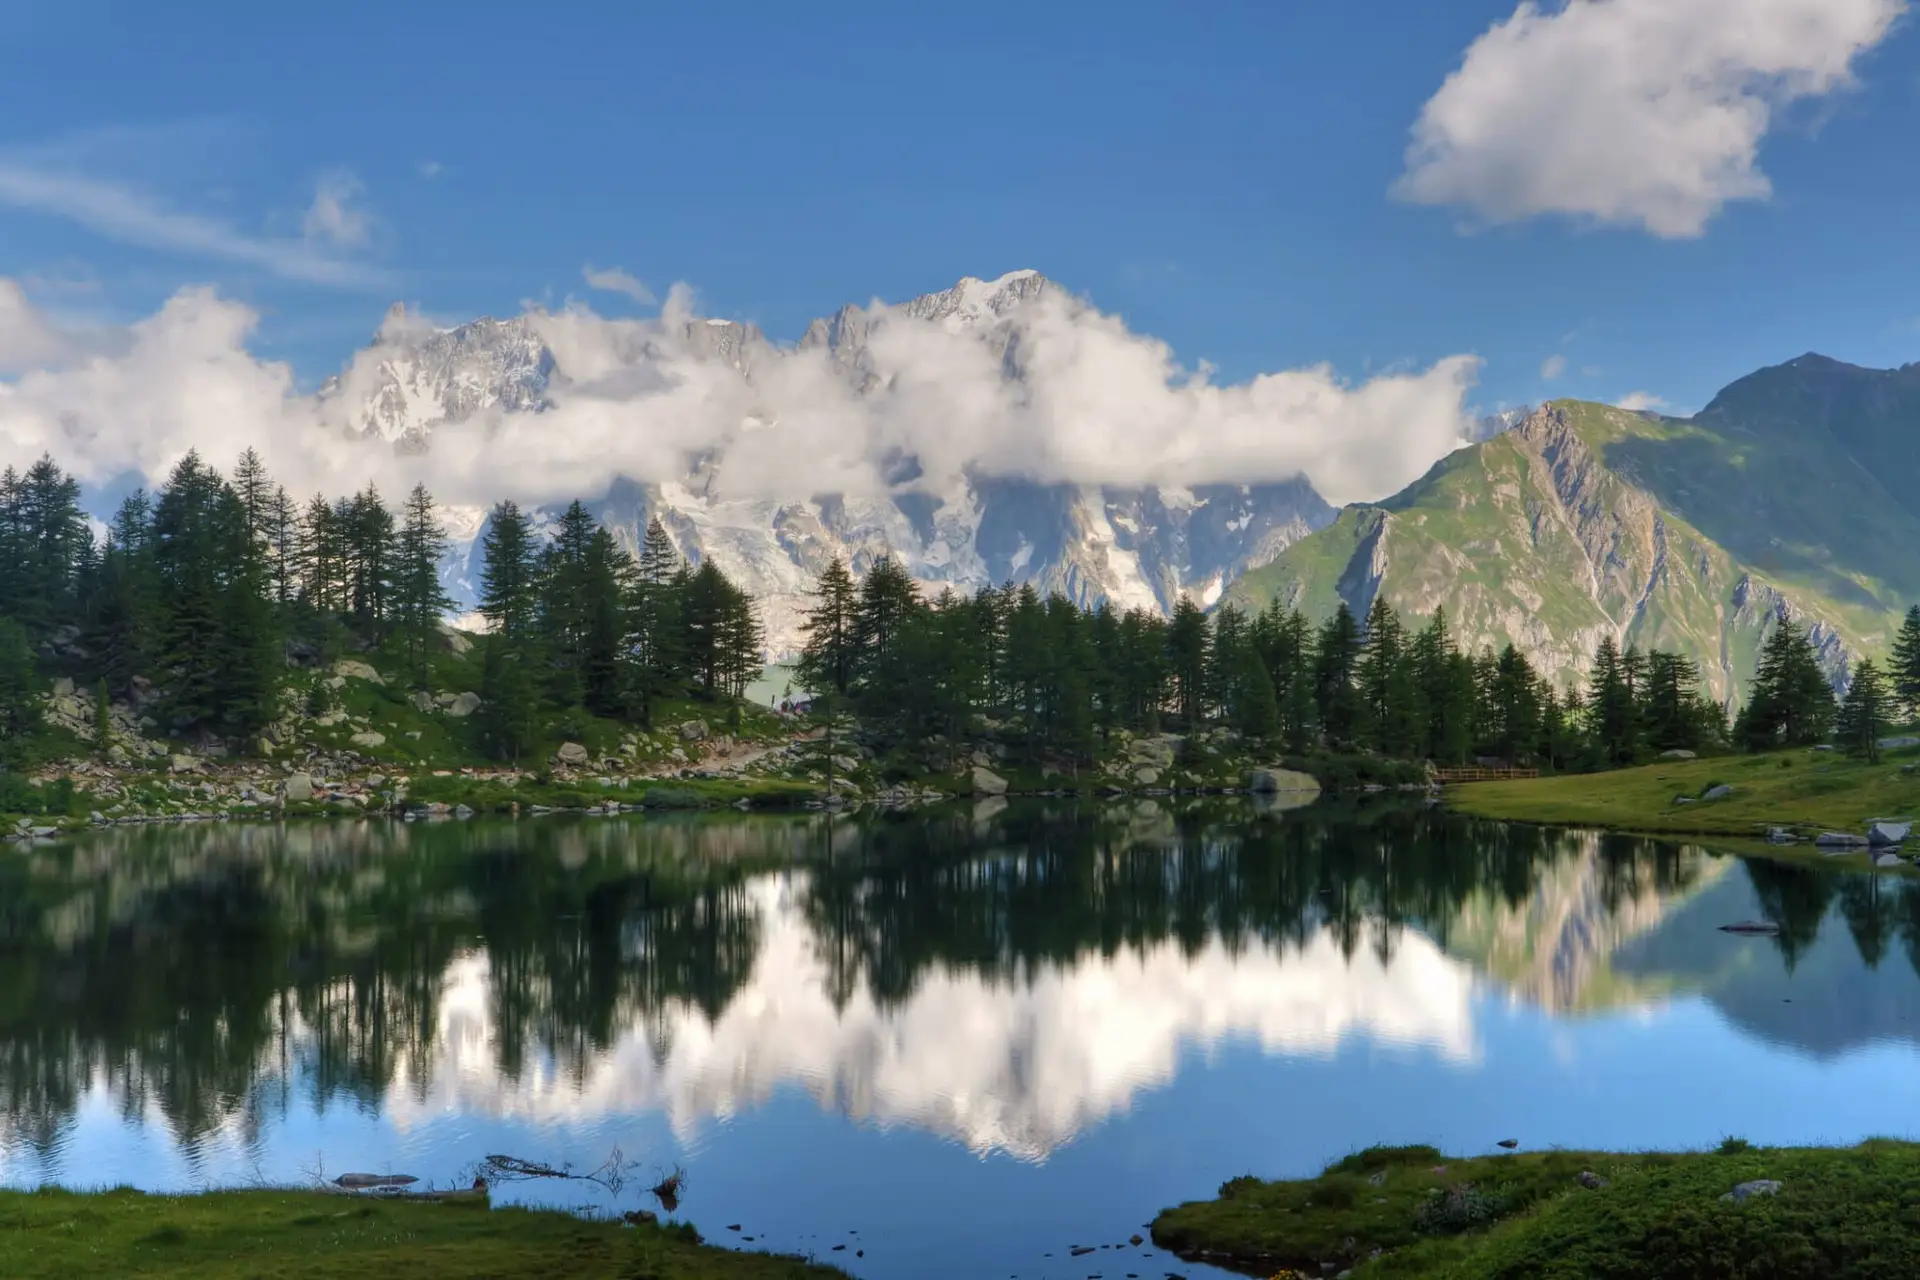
[0,802,1904,1166]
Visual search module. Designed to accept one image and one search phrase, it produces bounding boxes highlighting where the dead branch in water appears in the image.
[471,1146,643,1198]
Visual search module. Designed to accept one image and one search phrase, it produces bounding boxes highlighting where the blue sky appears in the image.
[1,0,1917,419]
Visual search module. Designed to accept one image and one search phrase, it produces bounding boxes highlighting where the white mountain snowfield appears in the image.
[308,271,1491,654]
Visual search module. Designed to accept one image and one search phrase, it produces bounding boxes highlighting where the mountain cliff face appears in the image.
[317,272,1335,651]
[1227,400,1886,702]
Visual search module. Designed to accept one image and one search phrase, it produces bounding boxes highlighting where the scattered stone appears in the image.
[410,690,437,713]
[447,691,482,718]
[282,773,315,803]
[1132,766,1161,786]
[349,731,386,749]
[556,742,591,766]
[1868,820,1912,846]
[678,719,709,743]
[1718,921,1781,936]
[1577,1171,1609,1190]
[436,692,459,707]
[1721,1179,1782,1203]
[169,754,199,774]
[1701,784,1733,801]
[1673,796,1696,805]
[1658,749,1697,760]
[1766,827,1797,844]
[971,765,1009,796]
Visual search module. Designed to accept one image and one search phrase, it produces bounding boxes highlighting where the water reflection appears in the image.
[0,803,1912,1176]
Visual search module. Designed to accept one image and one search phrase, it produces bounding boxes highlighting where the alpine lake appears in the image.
[3,796,1918,1280]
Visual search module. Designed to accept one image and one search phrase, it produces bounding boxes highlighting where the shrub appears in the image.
[1414,1183,1510,1236]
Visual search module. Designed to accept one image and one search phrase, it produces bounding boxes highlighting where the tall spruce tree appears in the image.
[1891,605,1920,722]
[1736,620,1836,750]
[1836,658,1890,761]
[393,484,454,687]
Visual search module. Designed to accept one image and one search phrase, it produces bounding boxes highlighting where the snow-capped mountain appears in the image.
[318,271,1336,653]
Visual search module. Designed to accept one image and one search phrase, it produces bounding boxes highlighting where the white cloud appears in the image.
[580,264,656,306]
[1540,353,1567,380]
[1395,0,1906,237]
[301,170,371,250]
[0,273,1480,513]
[418,160,444,179]
[1615,390,1668,412]
[0,160,390,288]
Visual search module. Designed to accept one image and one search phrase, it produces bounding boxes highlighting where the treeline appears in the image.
[0,453,762,764]
[794,554,1910,768]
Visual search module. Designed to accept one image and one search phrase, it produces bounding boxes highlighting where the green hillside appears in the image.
[1228,384,1911,704]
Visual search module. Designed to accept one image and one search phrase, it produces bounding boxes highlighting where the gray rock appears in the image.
[51,676,74,698]
[556,742,590,766]
[453,804,475,819]
[678,719,709,743]
[971,765,1009,796]
[1877,736,1920,751]
[168,754,199,774]
[1816,832,1869,848]
[1721,1179,1782,1203]
[1247,767,1321,795]
[1701,784,1733,801]
[1577,1171,1609,1190]
[447,691,482,718]
[282,773,315,803]
[436,692,458,707]
[349,731,386,749]
[1658,749,1697,760]
[1766,827,1797,844]
[1674,795,1696,805]
[1868,820,1912,846]
[411,690,437,713]
[1132,766,1161,786]
[331,659,384,685]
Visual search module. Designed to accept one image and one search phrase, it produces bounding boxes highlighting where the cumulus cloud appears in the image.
[0,161,391,288]
[1540,353,1566,380]
[1615,390,1668,412]
[581,264,656,306]
[1395,0,1906,237]
[302,170,372,249]
[0,275,1480,512]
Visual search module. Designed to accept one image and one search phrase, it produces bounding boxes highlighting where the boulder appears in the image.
[282,773,315,803]
[1127,737,1177,769]
[1247,767,1322,795]
[349,731,386,749]
[51,676,75,698]
[970,765,1009,796]
[1815,832,1869,848]
[1132,766,1161,786]
[1701,784,1733,801]
[1868,820,1912,846]
[556,742,591,766]
[1657,749,1697,760]
[168,754,199,774]
[1577,1171,1610,1190]
[436,692,458,707]
[331,659,384,685]
[1766,827,1797,844]
[1721,1180,1782,1204]
[447,691,482,718]
[410,690,437,713]
[678,719,709,743]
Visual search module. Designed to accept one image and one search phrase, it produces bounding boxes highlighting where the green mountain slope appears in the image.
[1226,394,1904,704]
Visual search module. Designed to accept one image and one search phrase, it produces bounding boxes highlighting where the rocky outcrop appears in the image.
[1246,767,1321,795]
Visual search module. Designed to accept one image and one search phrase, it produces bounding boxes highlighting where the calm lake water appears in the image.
[4,799,1920,1279]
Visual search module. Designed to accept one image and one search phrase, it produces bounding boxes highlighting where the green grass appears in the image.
[1152,1139,1920,1279]
[1447,744,1920,848]
[0,1187,849,1279]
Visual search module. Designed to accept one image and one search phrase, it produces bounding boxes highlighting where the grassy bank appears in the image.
[0,1187,849,1279]
[1447,744,1920,843]
[1152,1139,1920,1278]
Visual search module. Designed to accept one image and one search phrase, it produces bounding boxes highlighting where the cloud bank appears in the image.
[1395,0,1906,237]
[0,275,1480,510]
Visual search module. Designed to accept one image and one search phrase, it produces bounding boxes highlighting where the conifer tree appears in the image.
[797,557,859,698]
[1836,657,1890,761]
[1234,641,1281,744]
[1166,596,1210,730]
[394,484,454,687]
[1313,603,1363,748]
[479,501,538,639]
[1891,605,1920,722]
[0,618,42,762]
[1736,620,1837,750]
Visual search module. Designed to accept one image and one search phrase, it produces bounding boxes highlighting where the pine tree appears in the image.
[797,557,859,698]
[93,680,112,757]
[394,484,454,687]
[479,501,538,639]
[1737,619,1837,750]
[1313,603,1363,748]
[1166,596,1210,730]
[477,633,538,763]
[0,618,42,762]
[1586,636,1638,764]
[1891,605,1920,722]
[1234,641,1281,744]
[1836,657,1890,761]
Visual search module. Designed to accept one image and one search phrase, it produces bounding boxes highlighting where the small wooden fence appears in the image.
[1429,766,1541,784]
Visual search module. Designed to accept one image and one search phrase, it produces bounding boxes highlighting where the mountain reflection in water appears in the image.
[0,800,1913,1177]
